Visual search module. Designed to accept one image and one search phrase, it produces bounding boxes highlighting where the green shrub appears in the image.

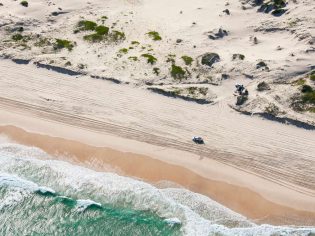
[119,48,128,54]
[181,56,193,66]
[310,72,315,81]
[301,85,313,93]
[302,91,315,105]
[54,39,74,51]
[20,1,28,7]
[95,25,109,35]
[147,31,162,41]
[83,33,103,42]
[141,54,157,65]
[171,64,186,80]
[12,34,23,41]
[77,20,97,31]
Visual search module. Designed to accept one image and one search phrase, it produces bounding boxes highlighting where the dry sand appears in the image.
[0,60,314,225]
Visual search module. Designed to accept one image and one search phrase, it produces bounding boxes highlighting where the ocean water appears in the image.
[0,139,314,236]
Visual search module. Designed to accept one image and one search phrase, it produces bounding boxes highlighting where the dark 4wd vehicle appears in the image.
[192,136,204,144]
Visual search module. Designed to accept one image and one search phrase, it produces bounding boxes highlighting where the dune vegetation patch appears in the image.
[12,34,24,41]
[291,83,315,112]
[76,20,98,32]
[75,19,125,43]
[141,54,157,65]
[20,0,28,7]
[170,64,186,80]
[181,56,193,66]
[147,31,162,41]
[53,39,75,51]
[119,48,128,54]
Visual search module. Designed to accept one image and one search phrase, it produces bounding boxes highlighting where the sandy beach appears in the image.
[0,0,314,233]
[0,60,314,226]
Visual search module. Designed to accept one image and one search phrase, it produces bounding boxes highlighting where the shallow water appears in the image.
[0,141,314,236]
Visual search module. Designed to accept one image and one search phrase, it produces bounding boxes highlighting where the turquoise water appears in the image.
[0,141,314,236]
[0,185,180,235]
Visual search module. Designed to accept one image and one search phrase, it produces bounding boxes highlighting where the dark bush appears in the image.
[256,61,267,69]
[301,85,313,93]
[20,1,28,7]
[302,91,315,105]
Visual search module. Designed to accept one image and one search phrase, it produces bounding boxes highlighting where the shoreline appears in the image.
[1,110,315,226]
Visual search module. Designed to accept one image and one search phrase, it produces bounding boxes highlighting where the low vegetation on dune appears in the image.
[76,19,125,43]
[181,56,193,66]
[147,31,162,41]
[291,73,315,113]
[141,54,157,65]
[20,0,28,7]
[77,20,98,32]
[12,34,24,41]
[53,39,75,51]
[171,64,186,80]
